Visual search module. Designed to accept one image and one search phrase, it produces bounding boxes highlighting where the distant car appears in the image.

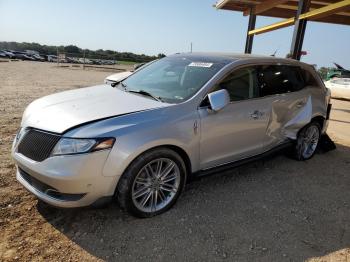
[91,59,102,65]
[1,50,16,59]
[104,71,133,85]
[85,59,93,65]
[24,55,36,61]
[66,57,80,64]
[46,55,58,62]
[12,53,331,218]
[104,60,115,65]
[77,58,93,64]
[11,51,35,61]
[31,54,45,62]
[0,50,7,58]
[11,51,27,60]
[3,50,16,59]
[325,78,350,100]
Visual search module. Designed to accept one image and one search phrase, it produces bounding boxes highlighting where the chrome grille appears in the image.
[17,129,61,162]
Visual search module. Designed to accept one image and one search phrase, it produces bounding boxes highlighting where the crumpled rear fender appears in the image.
[265,90,327,145]
[283,96,312,139]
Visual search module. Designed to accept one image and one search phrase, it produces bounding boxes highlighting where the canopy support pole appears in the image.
[244,7,256,54]
[290,0,311,60]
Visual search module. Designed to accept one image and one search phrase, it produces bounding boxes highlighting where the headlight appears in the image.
[15,127,27,145]
[16,128,23,141]
[51,137,115,156]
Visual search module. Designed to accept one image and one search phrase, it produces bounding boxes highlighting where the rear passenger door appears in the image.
[258,65,310,150]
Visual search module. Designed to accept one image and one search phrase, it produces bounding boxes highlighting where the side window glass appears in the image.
[281,66,305,92]
[301,69,319,86]
[259,65,286,96]
[217,67,258,101]
[259,65,306,96]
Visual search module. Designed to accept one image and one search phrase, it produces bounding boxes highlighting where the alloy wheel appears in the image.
[131,158,181,213]
[301,125,320,159]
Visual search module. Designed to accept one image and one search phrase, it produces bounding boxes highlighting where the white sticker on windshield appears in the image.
[188,62,213,68]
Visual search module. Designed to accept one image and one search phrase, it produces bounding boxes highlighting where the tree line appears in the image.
[0,41,165,62]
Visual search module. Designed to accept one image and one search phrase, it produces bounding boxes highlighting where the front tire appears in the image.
[293,122,321,160]
[116,148,186,218]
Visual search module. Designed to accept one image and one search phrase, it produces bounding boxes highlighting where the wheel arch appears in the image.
[311,115,325,130]
[116,144,192,182]
[161,145,192,177]
[295,115,324,140]
[114,144,193,198]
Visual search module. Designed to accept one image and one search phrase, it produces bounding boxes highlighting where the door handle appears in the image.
[296,101,305,108]
[250,110,263,119]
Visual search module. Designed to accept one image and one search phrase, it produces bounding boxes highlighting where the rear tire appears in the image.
[116,148,186,218]
[293,122,321,161]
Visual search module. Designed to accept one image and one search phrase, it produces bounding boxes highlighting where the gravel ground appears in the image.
[0,61,349,262]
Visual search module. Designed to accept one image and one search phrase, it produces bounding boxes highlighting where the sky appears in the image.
[0,0,349,68]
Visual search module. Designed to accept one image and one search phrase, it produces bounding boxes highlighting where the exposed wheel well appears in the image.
[311,116,325,130]
[294,116,325,141]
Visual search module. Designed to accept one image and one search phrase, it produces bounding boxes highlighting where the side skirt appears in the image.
[191,142,293,179]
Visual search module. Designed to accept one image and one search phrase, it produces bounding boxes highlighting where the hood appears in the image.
[22,85,170,133]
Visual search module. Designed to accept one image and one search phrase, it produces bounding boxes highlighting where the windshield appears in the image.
[121,56,228,103]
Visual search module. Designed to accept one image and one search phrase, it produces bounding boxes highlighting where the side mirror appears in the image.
[207,89,230,112]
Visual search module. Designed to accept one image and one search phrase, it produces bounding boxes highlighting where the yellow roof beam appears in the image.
[299,0,350,19]
[248,17,295,35]
[248,0,350,35]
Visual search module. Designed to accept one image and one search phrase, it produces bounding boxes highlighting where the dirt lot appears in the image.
[1,61,350,262]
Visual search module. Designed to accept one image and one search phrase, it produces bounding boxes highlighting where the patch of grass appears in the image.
[117,60,137,65]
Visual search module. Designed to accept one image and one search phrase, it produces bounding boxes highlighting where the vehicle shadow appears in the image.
[38,143,350,261]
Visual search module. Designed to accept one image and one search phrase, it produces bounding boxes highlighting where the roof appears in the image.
[174,52,270,60]
[171,52,305,65]
[215,0,350,26]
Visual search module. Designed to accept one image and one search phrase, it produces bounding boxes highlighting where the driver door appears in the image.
[198,66,271,169]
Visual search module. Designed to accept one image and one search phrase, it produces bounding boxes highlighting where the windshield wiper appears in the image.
[127,90,163,102]
[112,81,127,89]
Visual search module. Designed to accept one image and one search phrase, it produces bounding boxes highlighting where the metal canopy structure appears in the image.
[215,0,350,60]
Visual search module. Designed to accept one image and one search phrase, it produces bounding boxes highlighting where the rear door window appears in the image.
[281,66,305,91]
[301,68,319,86]
[258,65,306,96]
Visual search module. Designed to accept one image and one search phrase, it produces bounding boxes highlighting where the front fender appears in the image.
[103,138,195,177]
[101,111,200,180]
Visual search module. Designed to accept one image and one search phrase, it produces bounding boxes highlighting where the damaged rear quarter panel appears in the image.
[264,86,326,147]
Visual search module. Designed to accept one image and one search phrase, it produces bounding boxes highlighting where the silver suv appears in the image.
[12,53,331,217]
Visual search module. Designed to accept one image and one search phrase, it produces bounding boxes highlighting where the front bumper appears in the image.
[12,150,118,208]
